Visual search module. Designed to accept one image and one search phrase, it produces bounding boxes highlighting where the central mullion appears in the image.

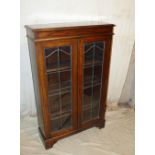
[57,47,62,128]
[90,43,95,118]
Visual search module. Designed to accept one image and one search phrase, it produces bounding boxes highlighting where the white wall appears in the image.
[119,45,135,106]
[20,0,134,116]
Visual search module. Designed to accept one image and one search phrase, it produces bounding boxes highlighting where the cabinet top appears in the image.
[25,21,115,31]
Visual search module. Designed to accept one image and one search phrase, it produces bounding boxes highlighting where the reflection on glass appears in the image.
[82,41,105,123]
[44,46,72,132]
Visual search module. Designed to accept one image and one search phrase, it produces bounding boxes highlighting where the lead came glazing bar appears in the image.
[82,41,105,122]
[57,47,63,129]
[90,43,95,118]
[97,42,105,117]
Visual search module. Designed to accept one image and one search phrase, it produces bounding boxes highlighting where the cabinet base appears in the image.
[38,127,79,149]
[96,120,106,129]
[39,119,105,149]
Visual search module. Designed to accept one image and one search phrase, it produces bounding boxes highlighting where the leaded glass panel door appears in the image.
[40,40,78,135]
[78,37,107,127]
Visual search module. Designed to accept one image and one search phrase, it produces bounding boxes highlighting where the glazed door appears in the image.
[38,39,78,136]
[78,36,111,128]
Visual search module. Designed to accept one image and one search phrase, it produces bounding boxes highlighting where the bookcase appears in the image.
[25,22,115,149]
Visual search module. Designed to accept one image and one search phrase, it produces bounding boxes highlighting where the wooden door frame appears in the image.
[78,35,113,129]
[35,39,78,138]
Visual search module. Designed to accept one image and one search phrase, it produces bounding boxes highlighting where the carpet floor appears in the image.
[20,107,135,155]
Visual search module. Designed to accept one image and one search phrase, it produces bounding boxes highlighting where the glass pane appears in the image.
[44,45,72,132]
[45,46,71,73]
[92,85,101,118]
[84,67,93,87]
[59,46,71,68]
[82,41,105,123]
[83,88,92,122]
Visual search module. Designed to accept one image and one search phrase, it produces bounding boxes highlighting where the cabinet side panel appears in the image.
[100,36,113,120]
[27,38,45,135]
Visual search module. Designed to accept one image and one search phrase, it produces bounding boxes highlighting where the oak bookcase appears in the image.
[25,22,115,149]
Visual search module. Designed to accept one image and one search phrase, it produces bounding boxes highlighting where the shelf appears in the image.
[46,65,71,74]
[84,74,102,89]
[51,113,72,132]
[50,111,72,132]
[50,100,99,119]
[48,81,71,97]
[49,88,71,97]
[46,60,101,74]
[49,99,71,117]
[48,79,101,97]
[51,110,71,121]
[83,101,99,111]
[50,102,99,121]
[82,102,100,122]
[84,81,101,90]
[84,60,102,69]
[50,97,99,119]
[47,77,101,98]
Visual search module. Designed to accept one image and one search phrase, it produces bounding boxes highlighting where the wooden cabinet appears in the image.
[25,22,115,149]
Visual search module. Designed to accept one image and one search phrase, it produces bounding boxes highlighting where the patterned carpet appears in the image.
[20,107,135,155]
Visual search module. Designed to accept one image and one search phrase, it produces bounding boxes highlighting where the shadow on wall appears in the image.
[118,43,135,108]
